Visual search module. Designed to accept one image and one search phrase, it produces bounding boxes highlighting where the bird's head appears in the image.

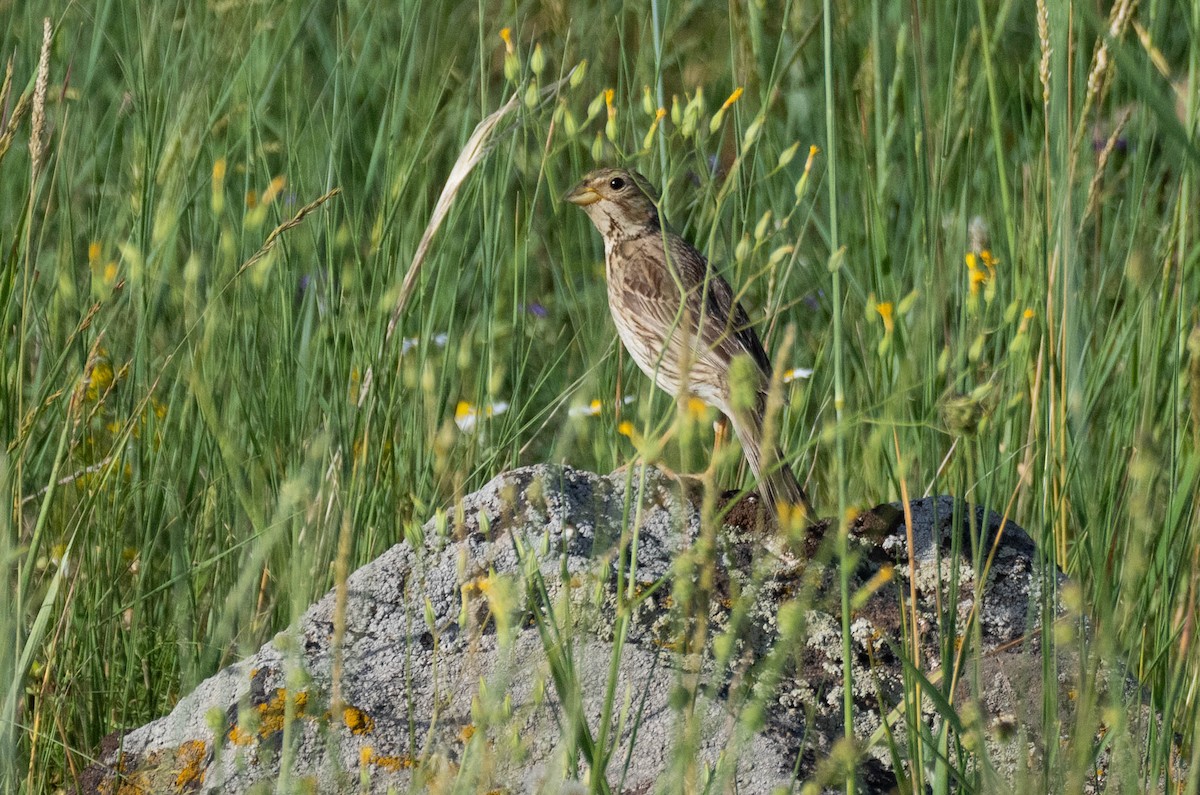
[564,168,660,238]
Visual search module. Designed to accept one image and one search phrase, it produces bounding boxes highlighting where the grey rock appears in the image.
[79,465,1105,794]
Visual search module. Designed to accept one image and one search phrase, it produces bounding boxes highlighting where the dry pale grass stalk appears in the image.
[1132,20,1172,79]
[1081,107,1132,224]
[385,97,517,339]
[0,58,32,164]
[384,68,579,346]
[0,56,13,123]
[235,187,343,277]
[1071,0,1136,162]
[1188,324,1200,448]
[19,457,115,507]
[1132,21,1194,128]
[1036,0,1051,110]
[30,17,51,180]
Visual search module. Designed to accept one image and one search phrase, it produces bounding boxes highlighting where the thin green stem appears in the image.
[974,0,1016,261]
[821,1,852,793]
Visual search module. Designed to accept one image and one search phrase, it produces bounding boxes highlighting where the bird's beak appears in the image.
[564,183,601,206]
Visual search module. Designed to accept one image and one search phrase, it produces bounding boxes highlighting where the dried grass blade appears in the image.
[385,69,578,345]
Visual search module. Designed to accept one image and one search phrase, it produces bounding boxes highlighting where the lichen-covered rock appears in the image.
[79,465,1109,794]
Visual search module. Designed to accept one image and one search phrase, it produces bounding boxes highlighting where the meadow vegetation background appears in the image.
[2,0,1199,791]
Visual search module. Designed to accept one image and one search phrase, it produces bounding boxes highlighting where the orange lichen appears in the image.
[343,706,375,735]
[96,752,149,795]
[254,688,310,736]
[227,724,254,746]
[174,740,209,789]
[227,688,310,744]
[373,754,415,772]
[360,746,416,772]
[98,741,210,795]
[227,687,380,753]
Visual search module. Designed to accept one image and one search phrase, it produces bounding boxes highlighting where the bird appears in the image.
[564,167,812,521]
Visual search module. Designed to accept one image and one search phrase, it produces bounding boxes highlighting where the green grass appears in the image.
[2,0,1198,791]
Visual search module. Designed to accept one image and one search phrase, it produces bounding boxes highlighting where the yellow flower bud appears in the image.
[735,233,751,265]
[776,142,800,169]
[586,90,605,122]
[754,210,772,243]
[211,158,227,215]
[641,108,666,150]
[603,89,617,141]
[769,245,794,267]
[741,116,763,149]
[569,59,587,87]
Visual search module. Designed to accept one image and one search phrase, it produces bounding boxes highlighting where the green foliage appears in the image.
[2,0,1198,791]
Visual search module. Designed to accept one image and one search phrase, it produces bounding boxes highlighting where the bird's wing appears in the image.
[666,233,774,379]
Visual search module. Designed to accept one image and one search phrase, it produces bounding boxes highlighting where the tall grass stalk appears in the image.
[819,3,854,794]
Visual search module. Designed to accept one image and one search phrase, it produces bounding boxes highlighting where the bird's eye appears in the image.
[609,177,626,190]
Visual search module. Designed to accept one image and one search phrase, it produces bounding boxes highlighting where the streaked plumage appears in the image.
[565,167,812,519]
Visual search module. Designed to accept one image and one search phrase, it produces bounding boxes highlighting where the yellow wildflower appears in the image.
[720,87,744,112]
[642,107,666,151]
[604,88,617,141]
[500,28,519,82]
[875,302,895,334]
[805,145,819,170]
[709,86,743,133]
[455,400,509,432]
[965,253,986,297]
[261,175,286,206]
[84,355,115,402]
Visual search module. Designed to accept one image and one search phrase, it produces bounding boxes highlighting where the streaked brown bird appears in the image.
[565,167,812,519]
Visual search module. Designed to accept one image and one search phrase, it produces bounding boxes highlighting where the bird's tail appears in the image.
[728,409,813,521]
